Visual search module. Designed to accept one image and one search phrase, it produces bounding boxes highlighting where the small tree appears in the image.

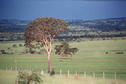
[12,44,17,47]
[55,42,78,57]
[19,44,23,47]
[0,50,7,54]
[17,71,42,84]
[24,17,68,72]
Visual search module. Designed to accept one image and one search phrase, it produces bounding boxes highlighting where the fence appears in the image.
[52,69,120,80]
[0,65,126,79]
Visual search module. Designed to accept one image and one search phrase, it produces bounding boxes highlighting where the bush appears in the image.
[19,44,23,47]
[0,50,7,54]
[116,52,124,54]
[105,52,109,54]
[29,48,35,54]
[12,44,17,47]
[17,71,42,84]
[8,47,11,49]
[50,69,55,76]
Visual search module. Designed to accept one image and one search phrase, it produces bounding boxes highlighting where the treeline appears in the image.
[0,30,126,41]
[0,32,24,41]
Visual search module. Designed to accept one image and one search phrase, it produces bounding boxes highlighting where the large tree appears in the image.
[24,17,68,72]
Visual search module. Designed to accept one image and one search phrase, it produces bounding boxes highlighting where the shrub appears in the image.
[17,71,42,84]
[55,42,78,57]
[12,44,17,47]
[0,50,7,54]
[50,69,55,76]
[19,44,23,47]
[116,52,124,54]
[8,47,10,49]
[29,48,35,54]
[105,52,108,54]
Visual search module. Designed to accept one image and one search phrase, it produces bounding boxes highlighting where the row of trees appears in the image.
[1,31,126,41]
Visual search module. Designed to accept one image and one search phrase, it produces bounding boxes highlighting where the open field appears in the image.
[0,39,126,79]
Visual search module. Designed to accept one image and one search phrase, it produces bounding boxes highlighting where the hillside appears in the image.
[0,19,29,25]
[68,17,126,30]
[0,17,126,41]
[0,17,126,32]
[0,19,29,32]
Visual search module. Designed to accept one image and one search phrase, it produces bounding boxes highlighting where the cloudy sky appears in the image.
[0,0,126,20]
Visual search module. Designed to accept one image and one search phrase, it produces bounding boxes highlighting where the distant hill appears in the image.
[0,19,30,25]
[0,17,126,32]
[0,19,30,32]
[0,17,126,41]
[68,17,126,30]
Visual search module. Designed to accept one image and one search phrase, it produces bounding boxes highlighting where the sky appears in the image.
[0,0,126,20]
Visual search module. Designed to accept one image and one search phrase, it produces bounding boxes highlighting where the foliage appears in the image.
[24,17,68,72]
[50,69,55,76]
[24,17,68,48]
[19,44,23,47]
[55,42,78,57]
[29,48,35,54]
[12,44,17,47]
[17,71,42,84]
[0,50,7,54]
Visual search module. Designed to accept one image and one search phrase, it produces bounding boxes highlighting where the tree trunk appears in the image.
[48,53,51,73]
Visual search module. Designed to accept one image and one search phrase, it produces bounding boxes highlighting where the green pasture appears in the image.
[0,39,126,79]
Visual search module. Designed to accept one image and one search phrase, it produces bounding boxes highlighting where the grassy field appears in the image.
[0,70,17,84]
[0,39,126,79]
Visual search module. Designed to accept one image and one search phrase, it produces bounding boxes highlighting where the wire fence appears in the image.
[0,66,126,80]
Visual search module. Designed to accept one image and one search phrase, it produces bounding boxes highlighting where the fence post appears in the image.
[67,70,69,77]
[60,69,62,76]
[114,72,116,80]
[40,70,44,75]
[93,72,95,79]
[75,71,79,80]
[103,72,104,79]
[11,66,13,71]
[84,72,86,78]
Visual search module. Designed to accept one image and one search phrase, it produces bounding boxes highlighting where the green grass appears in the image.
[0,39,126,79]
[0,70,17,84]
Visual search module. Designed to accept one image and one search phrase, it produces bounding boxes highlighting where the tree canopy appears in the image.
[24,17,68,48]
